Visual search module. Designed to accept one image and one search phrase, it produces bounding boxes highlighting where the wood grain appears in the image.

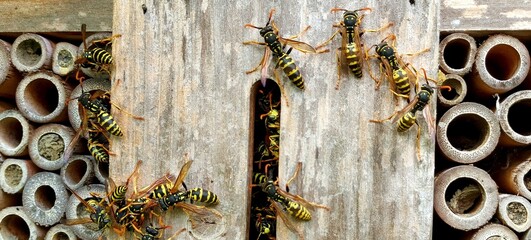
[0,0,112,33]
[111,0,439,239]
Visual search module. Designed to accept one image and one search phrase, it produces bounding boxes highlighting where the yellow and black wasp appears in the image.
[370,68,451,159]
[253,206,277,240]
[244,8,318,90]
[65,187,114,235]
[76,24,121,71]
[366,34,429,103]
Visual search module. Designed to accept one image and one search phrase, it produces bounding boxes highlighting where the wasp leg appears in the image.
[285,162,302,193]
[335,47,343,90]
[362,21,394,34]
[315,29,341,50]
[369,111,399,124]
[273,68,289,107]
[415,121,421,162]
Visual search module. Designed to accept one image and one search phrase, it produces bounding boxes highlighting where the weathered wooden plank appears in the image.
[441,0,531,33]
[112,0,438,239]
[0,0,112,32]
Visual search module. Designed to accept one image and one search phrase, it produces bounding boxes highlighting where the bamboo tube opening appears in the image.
[0,214,31,239]
[38,133,64,161]
[496,194,531,232]
[15,39,43,68]
[44,224,78,240]
[444,177,485,215]
[0,110,31,157]
[439,33,476,75]
[20,78,59,117]
[61,155,92,190]
[437,102,500,163]
[485,44,520,81]
[0,159,39,194]
[68,78,111,133]
[434,165,498,231]
[464,223,519,240]
[470,34,530,98]
[52,42,78,76]
[446,114,489,151]
[11,34,54,73]
[35,185,56,210]
[4,164,22,187]
[437,74,467,108]
[22,172,68,226]
[0,117,23,149]
[497,91,531,146]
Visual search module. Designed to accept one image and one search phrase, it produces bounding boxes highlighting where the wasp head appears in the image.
[418,84,434,102]
[375,42,395,58]
[343,11,359,27]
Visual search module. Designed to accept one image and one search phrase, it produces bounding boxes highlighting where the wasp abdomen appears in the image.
[278,54,304,90]
[188,188,219,204]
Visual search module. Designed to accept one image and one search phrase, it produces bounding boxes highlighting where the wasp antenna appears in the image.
[244,24,262,29]
[266,8,276,26]
[330,7,348,13]
[355,7,373,13]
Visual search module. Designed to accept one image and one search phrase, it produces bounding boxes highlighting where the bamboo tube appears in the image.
[66,184,106,240]
[469,34,530,99]
[28,124,78,171]
[60,155,95,190]
[437,74,467,108]
[0,110,33,157]
[0,206,46,240]
[44,224,78,240]
[0,39,22,99]
[52,42,79,76]
[67,78,111,133]
[78,32,112,79]
[94,160,109,184]
[15,71,72,123]
[491,150,531,200]
[11,33,55,73]
[433,165,498,231]
[496,194,531,232]
[0,159,39,194]
[22,172,68,227]
[0,189,20,209]
[495,90,531,146]
[462,223,518,240]
[437,102,500,164]
[439,33,477,76]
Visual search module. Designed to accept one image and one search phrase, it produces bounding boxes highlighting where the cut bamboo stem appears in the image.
[0,206,46,240]
[433,165,498,231]
[0,158,39,194]
[462,223,518,240]
[15,71,72,123]
[491,150,531,200]
[22,172,68,227]
[28,123,78,171]
[52,42,79,76]
[0,39,22,99]
[60,155,95,190]
[439,33,476,76]
[44,224,78,240]
[495,90,531,146]
[65,184,106,240]
[437,73,467,108]
[469,34,530,99]
[11,33,55,73]
[437,102,500,163]
[496,193,531,232]
[0,110,33,157]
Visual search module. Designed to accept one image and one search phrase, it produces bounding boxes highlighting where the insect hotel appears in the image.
[0,0,530,239]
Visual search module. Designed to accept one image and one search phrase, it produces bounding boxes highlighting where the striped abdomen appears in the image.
[85,48,113,65]
[397,111,416,132]
[278,54,305,90]
[149,183,172,199]
[188,188,219,204]
[88,139,109,163]
[344,42,362,78]
[392,68,410,95]
[284,200,311,221]
[110,185,127,206]
[253,173,267,185]
[96,111,123,136]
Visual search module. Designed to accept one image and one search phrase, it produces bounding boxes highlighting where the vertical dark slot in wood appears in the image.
[248,79,280,240]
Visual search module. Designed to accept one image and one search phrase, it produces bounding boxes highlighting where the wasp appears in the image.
[76,24,121,70]
[253,206,277,240]
[188,187,220,205]
[87,132,110,163]
[370,68,451,159]
[244,9,318,90]
[366,34,429,102]
[65,187,113,232]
